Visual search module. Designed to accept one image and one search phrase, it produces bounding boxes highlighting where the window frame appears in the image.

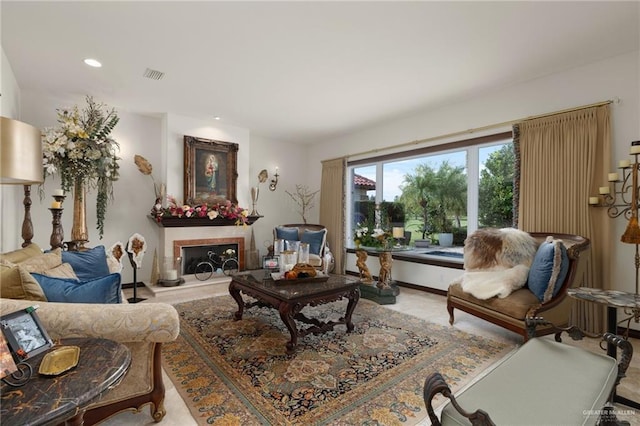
[347,131,513,247]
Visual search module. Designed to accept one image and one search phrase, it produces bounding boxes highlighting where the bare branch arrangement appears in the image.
[285,184,320,224]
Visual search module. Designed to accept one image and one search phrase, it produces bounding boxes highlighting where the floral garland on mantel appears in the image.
[152,195,249,226]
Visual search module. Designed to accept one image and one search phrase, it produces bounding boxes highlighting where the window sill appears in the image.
[346,247,464,270]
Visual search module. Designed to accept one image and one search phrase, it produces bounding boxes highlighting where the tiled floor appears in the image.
[102,282,639,425]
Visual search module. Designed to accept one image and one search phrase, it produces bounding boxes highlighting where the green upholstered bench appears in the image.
[423,320,633,425]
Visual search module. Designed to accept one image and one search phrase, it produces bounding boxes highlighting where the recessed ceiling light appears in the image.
[84,58,102,68]
[214,116,221,120]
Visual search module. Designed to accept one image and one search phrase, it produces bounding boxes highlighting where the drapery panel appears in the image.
[320,157,346,274]
[515,105,611,332]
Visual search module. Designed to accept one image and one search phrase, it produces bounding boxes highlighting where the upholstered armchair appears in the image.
[273,223,329,269]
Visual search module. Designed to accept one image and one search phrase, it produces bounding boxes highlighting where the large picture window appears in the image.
[347,132,513,248]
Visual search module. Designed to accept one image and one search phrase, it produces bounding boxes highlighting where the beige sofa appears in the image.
[0,243,180,424]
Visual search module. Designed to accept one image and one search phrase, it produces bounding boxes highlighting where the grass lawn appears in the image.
[403,217,468,245]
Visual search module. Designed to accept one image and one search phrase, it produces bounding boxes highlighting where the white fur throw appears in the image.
[463,228,537,271]
[454,228,538,299]
[460,264,530,299]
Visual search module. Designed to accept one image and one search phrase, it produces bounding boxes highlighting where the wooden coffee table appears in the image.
[229,270,361,354]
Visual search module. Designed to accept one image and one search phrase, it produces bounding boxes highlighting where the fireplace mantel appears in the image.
[149,215,261,228]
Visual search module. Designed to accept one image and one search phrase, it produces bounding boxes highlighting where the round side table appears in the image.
[1,337,131,426]
[567,287,639,409]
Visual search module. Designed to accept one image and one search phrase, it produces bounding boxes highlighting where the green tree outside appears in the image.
[398,161,467,239]
[353,143,514,246]
[478,144,515,228]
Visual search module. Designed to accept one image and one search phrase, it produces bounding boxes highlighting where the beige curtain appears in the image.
[320,157,347,274]
[516,105,611,332]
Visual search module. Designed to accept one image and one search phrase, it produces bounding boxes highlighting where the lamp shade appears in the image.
[0,116,43,184]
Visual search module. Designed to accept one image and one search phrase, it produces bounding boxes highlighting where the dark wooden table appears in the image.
[0,338,131,426]
[229,270,361,354]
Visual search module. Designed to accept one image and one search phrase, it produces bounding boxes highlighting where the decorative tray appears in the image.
[39,346,80,376]
[270,272,330,284]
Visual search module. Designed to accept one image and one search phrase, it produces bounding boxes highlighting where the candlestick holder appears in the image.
[591,140,640,330]
[595,161,637,220]
[53,194,66,205]
[49,195,66,249]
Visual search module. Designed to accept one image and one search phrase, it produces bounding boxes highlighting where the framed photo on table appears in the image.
[262,255,280,279]
[184,136,238,206]
[1,307,53,361]
[263,255,280,271]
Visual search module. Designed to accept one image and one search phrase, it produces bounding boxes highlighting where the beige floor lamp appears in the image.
[0,117,44,247]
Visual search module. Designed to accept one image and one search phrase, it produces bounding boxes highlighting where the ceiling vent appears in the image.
[143,68,165,80]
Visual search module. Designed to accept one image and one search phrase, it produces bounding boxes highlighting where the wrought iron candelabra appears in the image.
[591,140,640,330]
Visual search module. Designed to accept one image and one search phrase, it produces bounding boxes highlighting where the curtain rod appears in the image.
[333,99,614,162]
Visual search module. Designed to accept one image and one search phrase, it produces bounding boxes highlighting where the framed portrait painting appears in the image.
[184,136,238,205]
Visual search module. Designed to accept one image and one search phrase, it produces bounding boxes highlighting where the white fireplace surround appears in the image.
[159,225,251,273]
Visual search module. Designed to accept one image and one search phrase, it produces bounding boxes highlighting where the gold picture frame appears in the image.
[184,136,238,205]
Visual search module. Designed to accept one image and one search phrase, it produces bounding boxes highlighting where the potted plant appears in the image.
[433,204,454,247]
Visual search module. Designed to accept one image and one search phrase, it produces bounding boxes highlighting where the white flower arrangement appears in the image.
[41,96,120,238]
[353,224,390,248]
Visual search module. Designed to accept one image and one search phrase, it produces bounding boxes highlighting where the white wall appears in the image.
[0,47,24,251]
[1,49,20,118]
[248,134,312,257]
[164,113,251,205]
[309,51,638,173]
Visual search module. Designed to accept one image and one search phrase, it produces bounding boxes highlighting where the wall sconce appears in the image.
[269,167,279,191]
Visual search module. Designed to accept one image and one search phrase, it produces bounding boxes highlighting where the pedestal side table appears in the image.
[568,287,639,410]
[356,246,410,304]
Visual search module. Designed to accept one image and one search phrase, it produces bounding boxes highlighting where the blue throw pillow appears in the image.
[527,238,569,302]
[31,273,122,304]
[61,245,110,281]
[301,229,326,256]
[275,227,299,242]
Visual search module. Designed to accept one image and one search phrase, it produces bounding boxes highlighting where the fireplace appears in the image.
[173,237,245,275]
[152,219,254,288]
[178,241,242,275]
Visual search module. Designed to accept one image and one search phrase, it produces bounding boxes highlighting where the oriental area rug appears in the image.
[162,295,514,426]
